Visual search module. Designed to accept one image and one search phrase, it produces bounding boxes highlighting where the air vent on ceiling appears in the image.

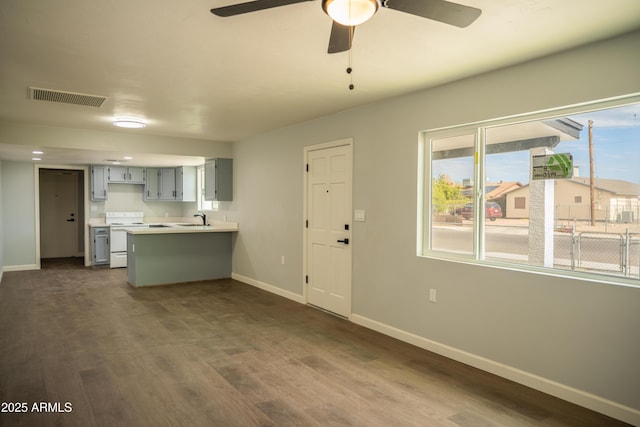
[29,87,108,108]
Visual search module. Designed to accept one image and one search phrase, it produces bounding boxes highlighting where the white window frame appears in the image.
[418,93,640,288]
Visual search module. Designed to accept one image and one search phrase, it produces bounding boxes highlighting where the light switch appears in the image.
[354,210,365,222]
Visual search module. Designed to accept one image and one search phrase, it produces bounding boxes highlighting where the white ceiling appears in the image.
[1,0,640,164]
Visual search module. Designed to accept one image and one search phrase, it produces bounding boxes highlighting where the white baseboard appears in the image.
[231,273,305,304]
[3,264,39,272]
[351,314,640,426]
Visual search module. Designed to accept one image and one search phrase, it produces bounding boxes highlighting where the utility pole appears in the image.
[588,120,595,226]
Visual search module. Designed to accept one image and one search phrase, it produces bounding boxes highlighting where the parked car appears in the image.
[459,202,503,221]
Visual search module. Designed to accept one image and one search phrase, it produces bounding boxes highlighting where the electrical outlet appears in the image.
[429,288,437,303]
[281,256,285,265]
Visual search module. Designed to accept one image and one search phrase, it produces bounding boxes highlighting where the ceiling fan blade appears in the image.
[211,0,312,17]
[328,22,354,54]
[383,0,481,28]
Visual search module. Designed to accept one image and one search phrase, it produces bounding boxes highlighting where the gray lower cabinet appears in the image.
[91,226,110,265]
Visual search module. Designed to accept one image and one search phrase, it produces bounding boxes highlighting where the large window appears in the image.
[420,96,640,284]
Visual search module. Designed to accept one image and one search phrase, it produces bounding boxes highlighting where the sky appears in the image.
[434,102,640,186]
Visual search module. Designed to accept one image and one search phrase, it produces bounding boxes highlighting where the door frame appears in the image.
[302,138,353,317]
[35,164,90,268]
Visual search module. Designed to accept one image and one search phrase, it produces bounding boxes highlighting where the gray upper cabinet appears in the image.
[100,165,197,202]
[144,167,196,202]
[205,158,232,201]
[159,168,176,200]
[176,166,197,202]
[108,166,145,184]
[127,167,146,184]
[90,165,108,201]
[144,168,159,200]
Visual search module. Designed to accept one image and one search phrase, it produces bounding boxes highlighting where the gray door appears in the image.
[39,169,80,258]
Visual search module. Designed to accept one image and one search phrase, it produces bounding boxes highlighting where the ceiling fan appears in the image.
[211,0,482,54]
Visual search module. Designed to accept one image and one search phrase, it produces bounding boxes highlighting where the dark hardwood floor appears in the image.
[0,260,629,426]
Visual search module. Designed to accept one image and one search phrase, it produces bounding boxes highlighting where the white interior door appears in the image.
[39,170,79,258]
[306,142,352,317]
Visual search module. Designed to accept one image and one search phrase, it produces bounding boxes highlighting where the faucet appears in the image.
[194,212,207,225]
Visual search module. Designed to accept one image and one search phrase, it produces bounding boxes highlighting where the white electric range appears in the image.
[105,212,148,268]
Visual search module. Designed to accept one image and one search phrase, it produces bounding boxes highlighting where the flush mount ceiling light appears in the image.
[113,118,146,129]
[322,0,378,26]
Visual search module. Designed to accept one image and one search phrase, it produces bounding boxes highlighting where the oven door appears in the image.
[110,228,128,252]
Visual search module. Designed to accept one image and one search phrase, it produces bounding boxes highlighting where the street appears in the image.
[431,222,640,276]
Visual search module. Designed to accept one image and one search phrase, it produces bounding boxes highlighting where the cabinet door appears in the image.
[107,166,127,183]
[144,168,159,200]
[205,158,232,201]
[176,166,197,202]
[90,165,108,201]
[92,227,110,265]
[204,160,216,201]
[175,167,184,200]
[159,168,176,200]
[127,167,146,184]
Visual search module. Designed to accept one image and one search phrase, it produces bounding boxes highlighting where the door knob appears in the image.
[66,218,75,222]
[337,238,349,244]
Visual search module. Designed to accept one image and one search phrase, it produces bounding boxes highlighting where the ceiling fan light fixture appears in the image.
[322,0,378,26]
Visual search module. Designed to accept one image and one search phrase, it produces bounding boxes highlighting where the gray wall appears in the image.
[0,161,3,279]
[224,30,640,423]
[1,161,37,267]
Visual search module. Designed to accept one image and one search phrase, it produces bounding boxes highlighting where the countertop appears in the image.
[126,222,238,234]
[88,221,238,233]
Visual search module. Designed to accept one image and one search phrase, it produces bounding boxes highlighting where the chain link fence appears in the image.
[570,229,640,278]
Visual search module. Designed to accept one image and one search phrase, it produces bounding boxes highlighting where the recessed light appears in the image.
[113,118,146,129]
[32,157,41,161]
[123,156,133,160]
[32,150,44,154]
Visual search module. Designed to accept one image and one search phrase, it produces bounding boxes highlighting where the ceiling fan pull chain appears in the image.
[347,29,354,90]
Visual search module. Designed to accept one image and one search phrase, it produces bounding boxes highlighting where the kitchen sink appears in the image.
[149,224,169,228]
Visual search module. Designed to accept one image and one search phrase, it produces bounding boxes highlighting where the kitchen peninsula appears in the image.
[126,222,238,287]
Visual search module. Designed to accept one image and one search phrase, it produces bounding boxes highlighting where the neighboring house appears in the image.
[504,177,640,221]
[460,181,522,214]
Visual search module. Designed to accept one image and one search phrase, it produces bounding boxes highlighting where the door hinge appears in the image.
[305,220,308,228]
[305,275,309,284]
[306,163,309,172]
